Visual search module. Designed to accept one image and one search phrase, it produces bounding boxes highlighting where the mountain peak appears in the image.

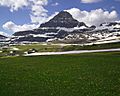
[40,11,86,28]
[50,11,73,20]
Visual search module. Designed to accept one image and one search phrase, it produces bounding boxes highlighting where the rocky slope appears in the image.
[11,11,120,44]
[40,11,87,28]
[0,34,8,45]
[0,35,7,39]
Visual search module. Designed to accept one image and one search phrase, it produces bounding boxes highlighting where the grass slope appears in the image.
[0,52,120,96]
[62,42,120,51]
[13,44,62,52]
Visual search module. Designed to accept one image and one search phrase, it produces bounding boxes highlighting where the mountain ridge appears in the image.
[8,11,120,44]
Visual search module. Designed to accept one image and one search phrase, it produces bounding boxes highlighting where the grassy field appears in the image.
[1,42,120,57]
[0,44,62,56]
[14,42,120,52]
[0,52,120,96]
[62,42,120,51]
[13,44,62,52]
[12,42,120,53]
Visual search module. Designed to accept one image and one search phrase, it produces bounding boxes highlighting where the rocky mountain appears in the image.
[0,34,8,44]
[11,11,88,43]
[0,34,7,39]
[11,11,120,44]
[40,11,87,28]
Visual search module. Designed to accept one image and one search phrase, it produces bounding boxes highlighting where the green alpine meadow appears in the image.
[0,52,120,96]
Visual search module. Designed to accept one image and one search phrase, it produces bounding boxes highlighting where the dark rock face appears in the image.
[90,25,96,29]
[56,30,68,39]
[0,35,7,39]
[100,22,120,27]
[40,11,87,28]
[13,29,60,36]
[13,36,49,42]
[107,22,120,26]
[0,35,8,43]
[13,30,35,36]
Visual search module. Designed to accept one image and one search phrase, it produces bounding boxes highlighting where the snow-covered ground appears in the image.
[11,47,19,51]
[25,48,120,56]
[94,40,120,44]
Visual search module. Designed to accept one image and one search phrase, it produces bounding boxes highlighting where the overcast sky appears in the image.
[0,0,120,36]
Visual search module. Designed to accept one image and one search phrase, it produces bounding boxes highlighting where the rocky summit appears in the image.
[40,11,87,28]
[10,11,120,44]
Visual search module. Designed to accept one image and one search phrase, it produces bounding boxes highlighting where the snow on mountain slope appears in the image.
[10,11,120,44]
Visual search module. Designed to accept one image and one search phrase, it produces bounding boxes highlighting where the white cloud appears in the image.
[31,5,48,16]
[30,0,48,5]
[0,0,28,12]
[51,2,59,6]
[81,0,102,3]
[30,15,48,24]
[3,11,59,33]
[66,8,118,26]
[30,11,58,24]
[30,0,48,24]
[1,0,49,33]
[111,6,115,9]
[3,21,38,32]
[0,0,49,24]
[0,31,9,36]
